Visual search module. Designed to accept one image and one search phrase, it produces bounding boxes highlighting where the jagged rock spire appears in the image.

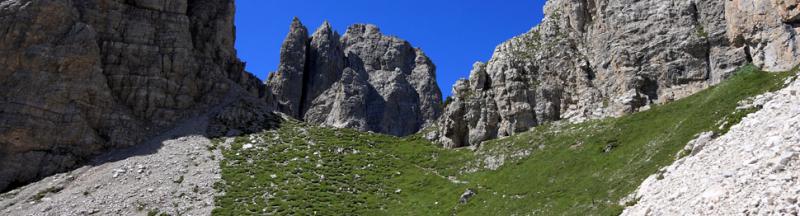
[269,18,310,117]
[269,19,443,136]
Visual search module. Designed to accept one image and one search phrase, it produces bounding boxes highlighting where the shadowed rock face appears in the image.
[269,20,443,136]
[0,0,267,192]
[430,0,799,148]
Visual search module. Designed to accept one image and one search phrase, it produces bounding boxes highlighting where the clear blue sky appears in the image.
[234,0,546,97]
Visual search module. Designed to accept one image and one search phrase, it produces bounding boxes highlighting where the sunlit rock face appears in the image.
[269,20,443,136]
[726,0,800,71]
[431,0,799,148]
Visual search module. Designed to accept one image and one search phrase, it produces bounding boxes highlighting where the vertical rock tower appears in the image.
[269,19,443,136]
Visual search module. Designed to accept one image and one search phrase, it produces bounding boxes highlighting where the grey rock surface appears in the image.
[431,0,797,148]
[0,113,227,216]
[269,20,443,136]
[207,95,282,138]
[622,75,800,216]
[726,0,800,71]
[0,0,268,192]
[268,18,310,118]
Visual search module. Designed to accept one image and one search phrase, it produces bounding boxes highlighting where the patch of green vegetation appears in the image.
[146,209,171,216]
[429,65,793,215]
[624,197,640,207]
[677,148,692,159]
[550,10,562,34]
[212,120,470,215]
[696,24,709,38]
[522,30,542,51]
[512,29,543,60]
[213,65,794,215]
[29,186,63,202]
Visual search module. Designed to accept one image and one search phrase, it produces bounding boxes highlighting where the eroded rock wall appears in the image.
[726,0,800,71]
[0,0,266,191]
[430,0,793,148]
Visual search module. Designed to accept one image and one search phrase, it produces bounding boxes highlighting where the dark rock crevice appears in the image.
[297,37,314,120]
[744,45,754,63]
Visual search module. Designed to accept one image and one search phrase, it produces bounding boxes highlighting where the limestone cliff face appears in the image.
[269,20,443,136]
[431,0,798,148]
[0,0,267,191]
[726,0,800,71]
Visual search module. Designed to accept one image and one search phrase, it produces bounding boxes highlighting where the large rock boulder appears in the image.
[269,20,443,136]
[431,0,761,148]
[0,0,267,192]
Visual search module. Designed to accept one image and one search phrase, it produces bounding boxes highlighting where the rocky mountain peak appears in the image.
[290,17,306,30]
[269,19,443,136]
[345,23,382,36]
[319,20,333,30]
[313,21,336,36]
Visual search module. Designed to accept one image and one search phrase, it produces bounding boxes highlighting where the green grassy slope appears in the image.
[212,65,794,216]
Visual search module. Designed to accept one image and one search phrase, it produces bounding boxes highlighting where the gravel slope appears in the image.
[623,76,800,215]
[0,115,223,216]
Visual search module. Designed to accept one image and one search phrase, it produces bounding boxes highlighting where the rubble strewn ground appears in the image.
[0,116,223,216]
[623,75,800,215]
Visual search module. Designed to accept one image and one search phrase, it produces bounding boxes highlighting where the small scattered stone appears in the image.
[459,189,476,204]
